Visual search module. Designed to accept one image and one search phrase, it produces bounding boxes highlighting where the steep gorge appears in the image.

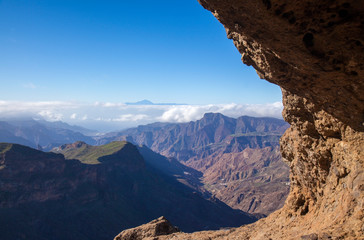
[115,0,363,239]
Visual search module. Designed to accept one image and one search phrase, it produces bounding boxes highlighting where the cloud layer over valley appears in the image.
[0,100,284,132]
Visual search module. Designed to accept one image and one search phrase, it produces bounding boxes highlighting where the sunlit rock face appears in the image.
[115,0,363,239]
[195,0,364,238]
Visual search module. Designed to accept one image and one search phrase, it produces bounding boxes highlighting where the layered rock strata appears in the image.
[116,0,363,239]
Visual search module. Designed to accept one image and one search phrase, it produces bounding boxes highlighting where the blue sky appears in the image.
[0,0,282,131]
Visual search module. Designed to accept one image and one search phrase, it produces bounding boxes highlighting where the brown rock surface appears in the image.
[113,216,180,240]
[202,146,289,215]
[198,0,364,131]
[116,0,364,239]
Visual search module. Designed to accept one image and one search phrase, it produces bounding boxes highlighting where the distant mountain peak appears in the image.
[202,112,224,118]
[125,99,154,105]
[125,99,186,106]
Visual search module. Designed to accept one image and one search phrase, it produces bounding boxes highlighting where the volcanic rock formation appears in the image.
[116,0,364,239]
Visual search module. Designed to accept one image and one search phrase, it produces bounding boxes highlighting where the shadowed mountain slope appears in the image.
[0,142,256,240]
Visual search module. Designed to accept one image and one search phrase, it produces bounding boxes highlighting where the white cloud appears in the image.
[95,117,112,122]
[0,101,77,119]
[158,102,283,123]
[159,105,207,122]
[70,113,77,119]
[94,102,126,107]
[112,114,148,122]
[22,83,37,89]
[38,110,63,121]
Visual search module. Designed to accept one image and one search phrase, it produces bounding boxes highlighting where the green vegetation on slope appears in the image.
[0,143,13,154]
[61,141,127,164]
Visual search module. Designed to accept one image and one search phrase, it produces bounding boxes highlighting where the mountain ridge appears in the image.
[0,119,96,151]
[0,141,259,239]
[97,113,290,215]
[97,113,288,160]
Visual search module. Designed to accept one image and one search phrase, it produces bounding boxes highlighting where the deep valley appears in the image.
[0,113,291,239]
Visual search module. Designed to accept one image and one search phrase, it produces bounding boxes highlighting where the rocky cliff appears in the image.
[116,0,363,239]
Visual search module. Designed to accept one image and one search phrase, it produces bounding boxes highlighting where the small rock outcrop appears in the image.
[113,217,180,240]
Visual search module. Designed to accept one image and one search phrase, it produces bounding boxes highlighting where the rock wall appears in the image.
[198,0,364,131]
[115,0,363,239]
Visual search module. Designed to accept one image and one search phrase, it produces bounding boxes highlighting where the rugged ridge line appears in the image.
[115,0,364,239]
[99,113,290,215]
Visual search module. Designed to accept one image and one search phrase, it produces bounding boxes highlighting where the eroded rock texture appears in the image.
[198,0,364,131]
[113,217,180,240]
[116,0,363,239]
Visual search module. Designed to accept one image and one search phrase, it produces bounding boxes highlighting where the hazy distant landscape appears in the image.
[0,112,290,239]
[0,99,284,132]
